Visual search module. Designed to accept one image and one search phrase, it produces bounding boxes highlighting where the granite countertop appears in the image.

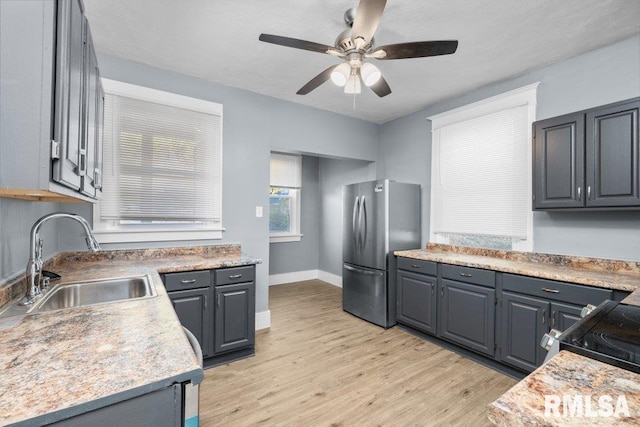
[488,351,640,426]
[395,244,640,294]
[0,244,260,426]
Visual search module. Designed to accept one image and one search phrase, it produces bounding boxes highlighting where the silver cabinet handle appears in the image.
[460,273,472,278]
[542,287,560,293]
[587,186,591,200]
[431,283,435,295]
[411,264,421,269]
[203,295,208,310]
[577,186,582,201]
[217,293,221,307]
[542,309,546,324]
[229,274,243,279]
[551,311,555,327]
[344,264,384,277]
[180,279,196,284]
[441,285,444,298]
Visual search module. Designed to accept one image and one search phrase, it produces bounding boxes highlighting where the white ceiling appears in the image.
[83,0,640,124]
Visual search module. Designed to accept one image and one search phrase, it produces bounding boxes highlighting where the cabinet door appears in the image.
[586,99,640,207]
[500,292,548,372]
[169,288,211,358]
[80,21,100,197]
[551,301,582,331]
[214,282,255,354]
[52,0,85,190]
[533,113,585,209]
[396,270,437,334]
[438,279,495,357]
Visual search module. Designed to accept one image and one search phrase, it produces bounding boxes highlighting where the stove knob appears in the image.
[580,304,597,318]
[540,328,562,351]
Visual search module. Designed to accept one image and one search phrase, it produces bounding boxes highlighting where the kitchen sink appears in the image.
[30,275,157,313]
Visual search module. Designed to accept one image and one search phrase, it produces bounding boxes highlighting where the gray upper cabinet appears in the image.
[0,0,103,203]
[533,97,640,210]
[533,113,585,209]
[585,99,640,207]
[80,20,104,198]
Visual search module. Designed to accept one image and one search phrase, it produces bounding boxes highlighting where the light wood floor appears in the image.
[200,280,517,426]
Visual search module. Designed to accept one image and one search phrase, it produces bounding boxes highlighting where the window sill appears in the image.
[269,234,303,243]
[93,227,225,244]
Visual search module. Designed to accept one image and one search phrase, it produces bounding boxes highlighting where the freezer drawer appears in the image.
[342,263,389,328]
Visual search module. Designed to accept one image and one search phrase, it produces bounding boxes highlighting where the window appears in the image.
[429,83,538,251]
[269,152,302,243]
[93,79,223,243]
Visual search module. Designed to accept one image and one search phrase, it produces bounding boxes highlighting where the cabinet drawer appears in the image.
[503,274,613,306]
[441,264,495,288]
[397,257,437,276]
[215,265,255,285]
[163,270,211,291]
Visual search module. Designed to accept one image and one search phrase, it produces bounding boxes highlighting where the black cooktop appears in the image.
[560,300,640,374]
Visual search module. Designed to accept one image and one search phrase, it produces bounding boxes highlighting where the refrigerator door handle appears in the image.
[360,196,367,254]
[352,196,360,254]
[344,264,384,277]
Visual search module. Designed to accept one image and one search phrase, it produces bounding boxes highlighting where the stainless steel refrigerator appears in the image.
[342,180,421,328]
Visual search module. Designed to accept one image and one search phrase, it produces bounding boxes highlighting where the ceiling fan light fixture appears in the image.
[330,63,351,87]
[360,62,381,86]
[344,73,361,94]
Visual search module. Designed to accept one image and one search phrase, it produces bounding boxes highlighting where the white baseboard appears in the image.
[269,269,318,286]
[318,270,342,288]
[269,269,342,288]
[256,310,271,330]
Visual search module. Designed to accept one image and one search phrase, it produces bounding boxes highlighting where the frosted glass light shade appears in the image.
[361,63,381,86]
[344,74,361,94]
[330,63,351,87]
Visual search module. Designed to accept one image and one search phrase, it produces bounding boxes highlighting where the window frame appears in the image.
[269,153,303,243]
[428,83,539,252]
[93,79,224,244]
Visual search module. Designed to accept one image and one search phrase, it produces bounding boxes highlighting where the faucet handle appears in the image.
[41,276,50,291]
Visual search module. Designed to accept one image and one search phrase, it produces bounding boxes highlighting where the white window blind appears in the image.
[429,83,538,249]
[270,153,302,188]
[101,90,222,223]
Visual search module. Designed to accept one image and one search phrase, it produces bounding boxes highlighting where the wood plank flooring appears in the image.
[200,280,517,426]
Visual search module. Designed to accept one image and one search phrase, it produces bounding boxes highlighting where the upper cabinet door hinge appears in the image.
[50,140,60,160]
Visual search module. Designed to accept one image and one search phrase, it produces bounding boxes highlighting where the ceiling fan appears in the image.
[258,0,458,98]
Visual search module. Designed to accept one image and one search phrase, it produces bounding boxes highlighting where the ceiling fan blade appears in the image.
[297,65,338,95]
[373,40,458,60]
[369,75,391,97]
[259,33,335,54]
[351,0,387,45]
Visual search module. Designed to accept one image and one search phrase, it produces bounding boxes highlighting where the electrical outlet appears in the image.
[256,206,263,218]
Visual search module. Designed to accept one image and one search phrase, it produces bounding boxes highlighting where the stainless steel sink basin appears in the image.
[29,275,157,313]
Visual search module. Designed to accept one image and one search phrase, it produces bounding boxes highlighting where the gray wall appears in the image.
[0,199,62,283]
[269,156,321,275]
[378,35,640,261]
[53,55,379,316]
[318,157,376,276]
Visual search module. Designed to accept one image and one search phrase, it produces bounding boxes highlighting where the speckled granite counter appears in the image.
[488,351,640,426]
[0,244,260,426]
[395,244,640,293]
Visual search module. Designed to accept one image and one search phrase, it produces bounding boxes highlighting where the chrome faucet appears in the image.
[20,213,101,305]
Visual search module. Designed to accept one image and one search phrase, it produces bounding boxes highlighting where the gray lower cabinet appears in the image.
[214,282,255,354]
[500,292,549,372]
[396,269,437,334]
[169,288,211,358]
[396,256,624,374]
[438,278,495,357]
[50,384,183,427]
[499,273,613,372]
[533,97,640,210]
[163,265,256,364]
